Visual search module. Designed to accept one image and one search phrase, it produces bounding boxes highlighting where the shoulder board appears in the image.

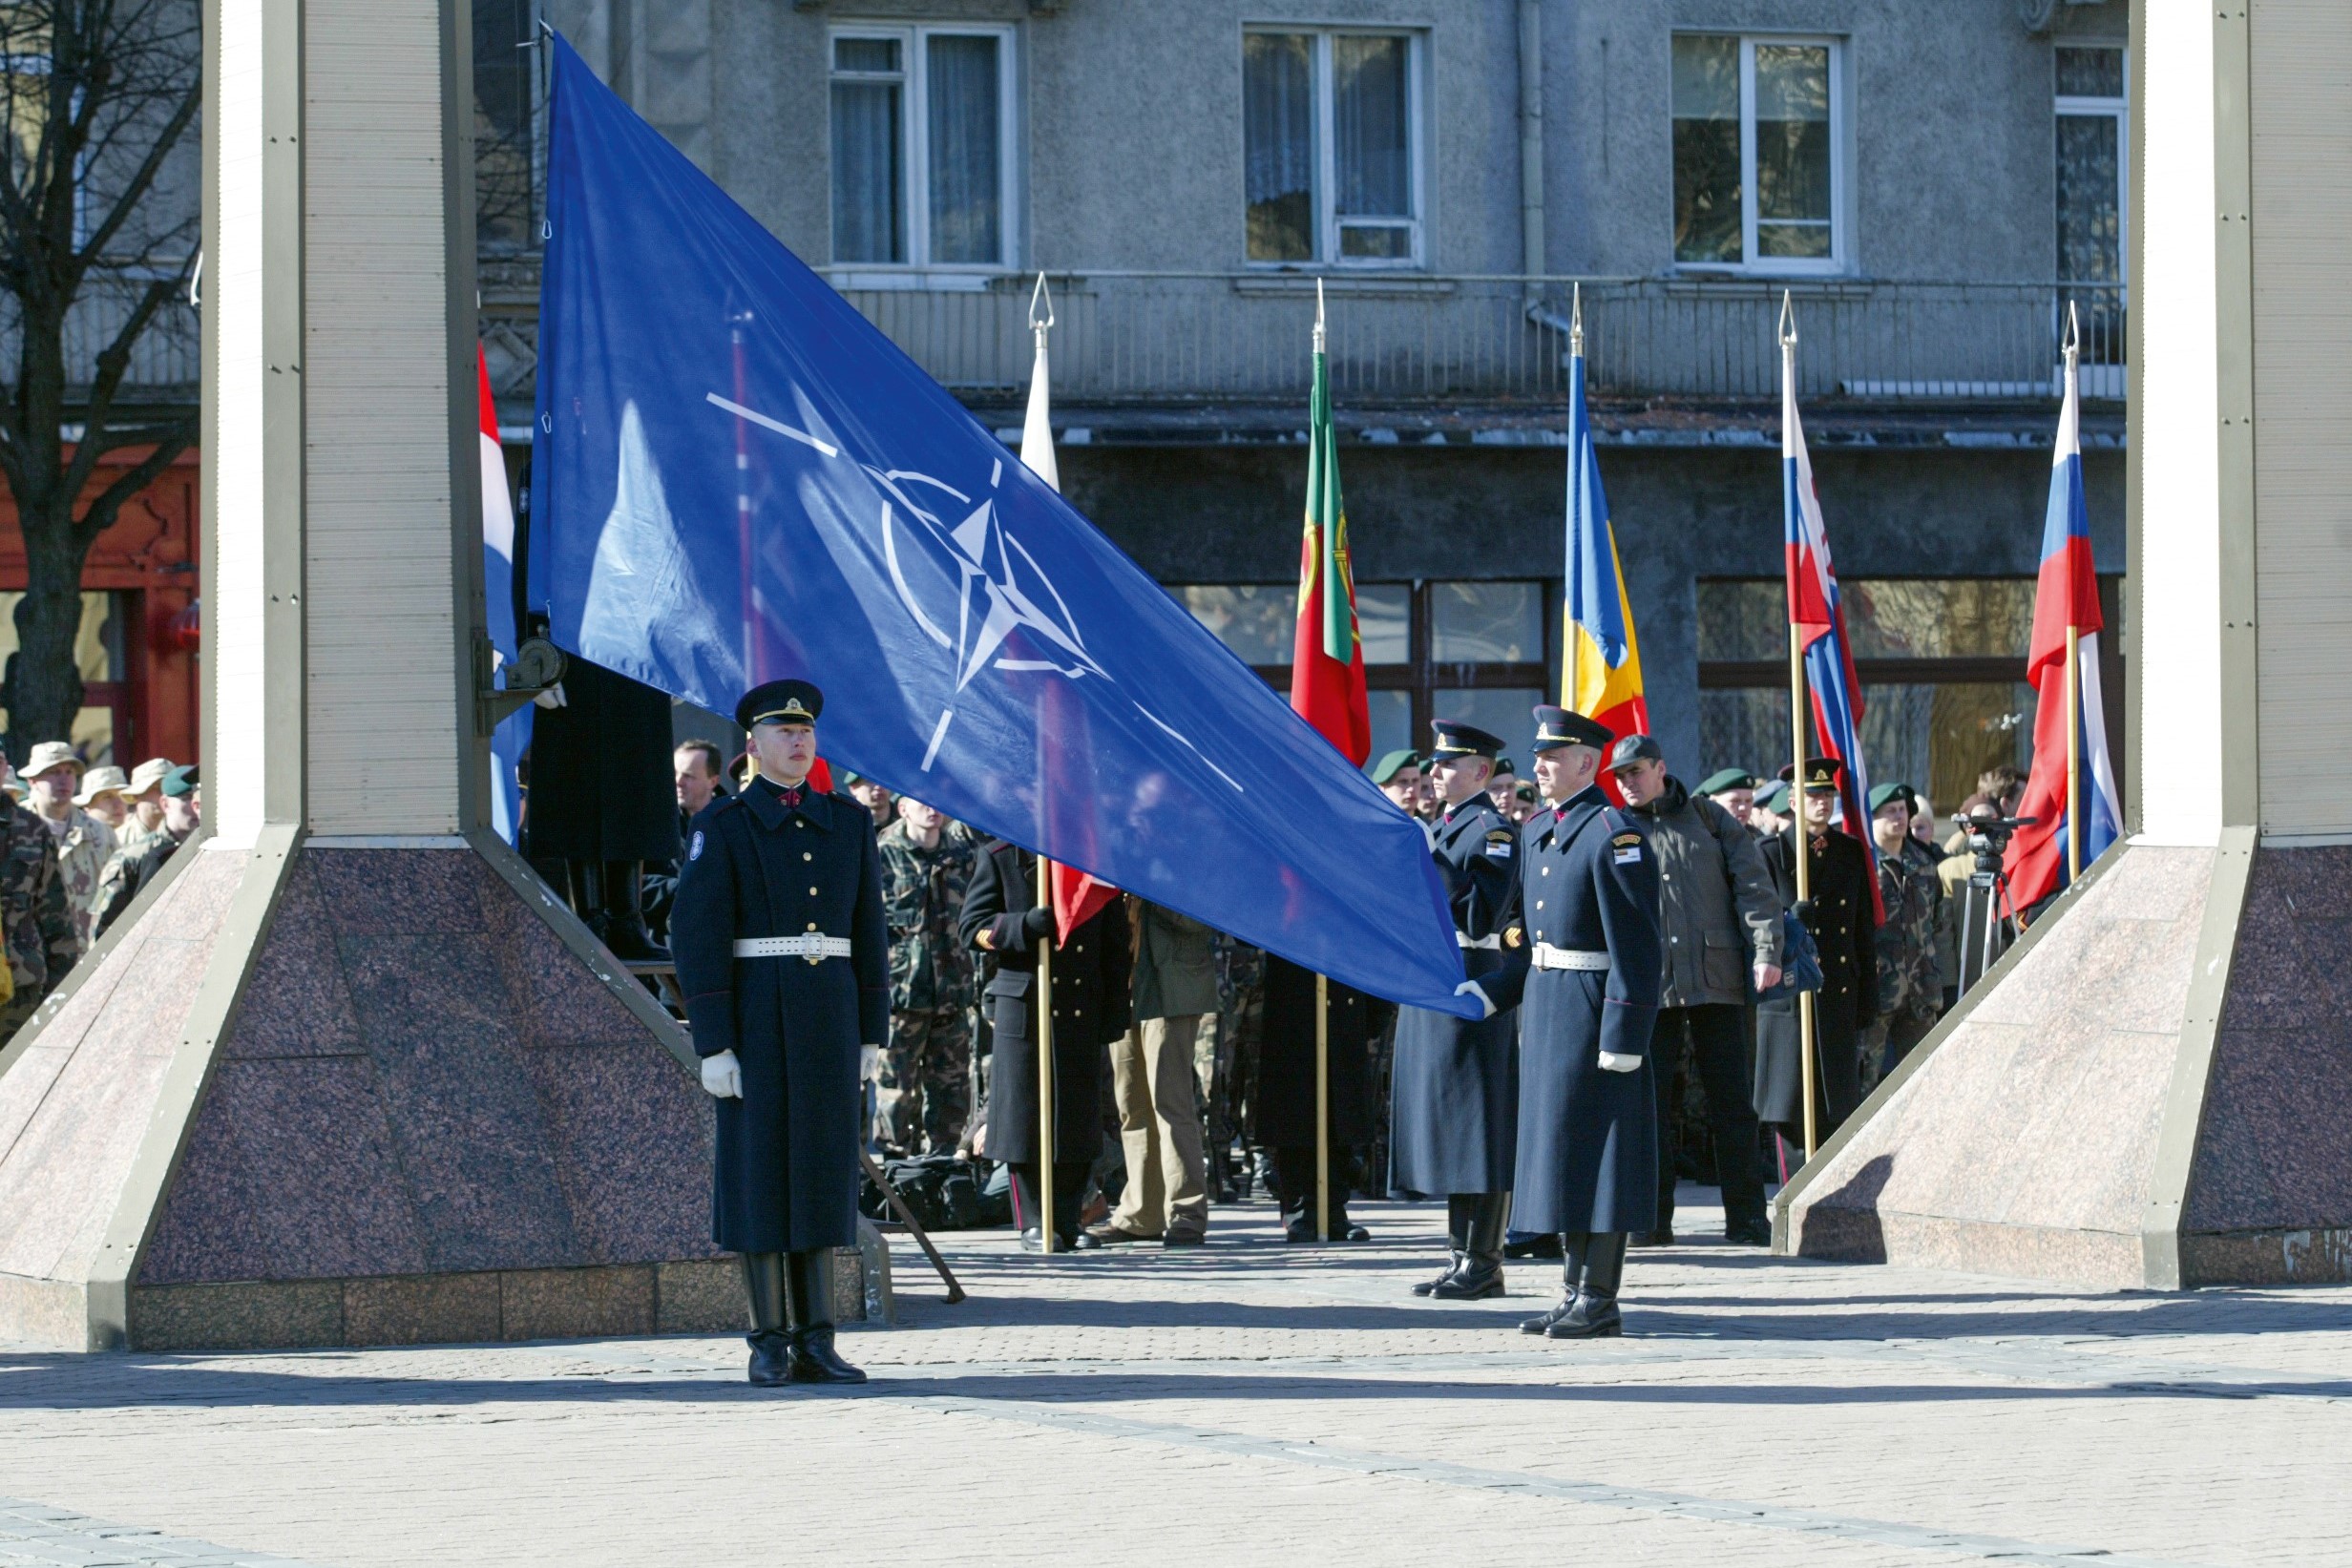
[1610,830,1643,847]
[1484,828,1515,844]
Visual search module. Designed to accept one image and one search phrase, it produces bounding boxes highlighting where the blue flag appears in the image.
[530,37,1473,1017]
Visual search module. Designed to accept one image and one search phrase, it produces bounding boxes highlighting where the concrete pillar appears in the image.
[0,1,753,1351]
[1778,0,2352,1288]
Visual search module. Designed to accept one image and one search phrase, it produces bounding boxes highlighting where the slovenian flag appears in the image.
[2004,345,2122,909]
[1782,349,1880,917]
[1564,335,1648,759]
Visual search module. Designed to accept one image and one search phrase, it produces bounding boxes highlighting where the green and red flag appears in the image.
[1290,318,1371,764]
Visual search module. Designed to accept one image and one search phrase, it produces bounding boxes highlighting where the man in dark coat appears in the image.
[1476,706,1664,1340]
[1255,956,1374,1242]
[672,679,889,1388]
[1754,757,1879,1179]
[523,653,678,959]
[1389,720,1521,1299]
[957,840,1131,1251]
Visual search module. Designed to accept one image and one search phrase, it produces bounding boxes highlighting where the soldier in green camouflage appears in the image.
[1862,784,1942,1089]
[1198,931,1265,1199]
[876,794,977,1154]
[0,781,79,1042]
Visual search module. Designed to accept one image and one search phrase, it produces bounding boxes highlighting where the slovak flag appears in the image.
[1782,352,1880,918]
[479,345,527,844]
[2004,345,2122,909]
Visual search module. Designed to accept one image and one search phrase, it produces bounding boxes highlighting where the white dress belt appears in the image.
[1457,931,1502,951]
[733,935,854,960]
[1531,942,1610,972]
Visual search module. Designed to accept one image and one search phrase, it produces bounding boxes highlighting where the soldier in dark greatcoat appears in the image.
[1388,720,1522,1299]
[672,679,889,1388]
[1477,706,1664,1340]
[1255,957,1374,1242]
[957,840,1131,1251]
[1754,757,1880,1179]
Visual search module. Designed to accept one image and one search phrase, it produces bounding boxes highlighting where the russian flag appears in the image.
[2004,342,2122,909]
[479,345,528,845]
[1564,334,1649,769]
[1782,344,1880,919]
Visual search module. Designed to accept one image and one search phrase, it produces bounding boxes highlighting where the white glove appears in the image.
[700,1049,742,1098]
[1597,1051,1643,1074]
[532,680,568,709]
[1455,979,1495,1019]
[860,1044,884,1081]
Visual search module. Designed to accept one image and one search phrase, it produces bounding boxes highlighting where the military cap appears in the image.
[1754,780,1792,813]
[126,757,177,796]
[735,678,823,731]
[1427,721,1503,760]
[1778,756,1845,792]
[74,765,129,807]
[1530,704,1612,753]
[1369,748,1420,784]
[1606,733,1665,772]
[1513,781,1539,803]
[1696,767,1756,797]
[23,741,82,779]
[1867,782,1917,814]
[161,764,200,799]
[1492,756,1517,777]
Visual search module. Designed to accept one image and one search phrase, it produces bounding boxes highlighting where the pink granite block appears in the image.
[508,909,646,1048]
[226,860,364,1059]
[0,1040,171,1280]
[524,1042,716,1265]
[1998,1026,2172,1234]
[138,1056,430,1286]
[0,1045,70,1168]
[2258,843,2352,920]
[2090,845,2214,927]
[309,848,492,937]
[74,936,214,1061]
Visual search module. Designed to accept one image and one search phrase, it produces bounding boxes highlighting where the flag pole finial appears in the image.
[1570,281,1584,359]
[1777,289,1797,349]
[1313,277,1327,354]
[2062,298,2080,369]
[1029,271,1054,346]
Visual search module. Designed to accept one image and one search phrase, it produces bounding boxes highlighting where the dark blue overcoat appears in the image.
[1388,795,1521,1197]
[1482,785,1664,1234]
[671,780,890,1253]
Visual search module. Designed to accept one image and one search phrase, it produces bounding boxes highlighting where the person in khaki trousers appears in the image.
[1089,901,1218,1246]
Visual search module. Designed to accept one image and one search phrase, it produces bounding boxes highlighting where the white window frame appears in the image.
[2053,44,2129,284]
[827,21,1020,282]
[1241,26,1427,271]
[1671,32,1850,278]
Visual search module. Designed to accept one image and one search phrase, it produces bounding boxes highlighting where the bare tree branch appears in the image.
[70,406,194,554]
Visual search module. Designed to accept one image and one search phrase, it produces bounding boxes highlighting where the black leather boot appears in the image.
[785,1250,867,1384]
[1415,1195,1474,1295]
[1521,1232,1587,1334]
[1546,1231,1626,1338]
[599,859,665,960]
[1434,1192,1510,1300]
[740,1252,791,1387]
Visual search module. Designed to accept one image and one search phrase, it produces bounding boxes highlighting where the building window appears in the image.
[830,26,1016,269]
[474,0,539,251]
[2055,45,2128,370]
[1176,580,1551,768]
[1694,577,2123,821]
[1672,33,1845,272]
[1243,30,1423,267]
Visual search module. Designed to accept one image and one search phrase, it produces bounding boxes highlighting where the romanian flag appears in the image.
[1291,317,1372,764]
[2004,339,2122,910]
[1783,338,1881,920]
[1563,336,1648,762]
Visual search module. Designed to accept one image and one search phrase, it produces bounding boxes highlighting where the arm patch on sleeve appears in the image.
[688,829,705,862]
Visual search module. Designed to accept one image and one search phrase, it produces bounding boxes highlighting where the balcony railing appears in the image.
[0,270,200,402]
[830,273,2126,407]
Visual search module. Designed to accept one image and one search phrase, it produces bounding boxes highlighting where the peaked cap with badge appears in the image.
[1781,756,1845,792]
[736,678,824,730]
[1426,721,1504,761]
[1530,704,1614,753]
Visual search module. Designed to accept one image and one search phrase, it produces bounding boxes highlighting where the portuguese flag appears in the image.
[1290,332,1372,764]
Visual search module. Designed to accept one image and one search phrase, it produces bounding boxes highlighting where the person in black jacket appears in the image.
[1754,758,1879,1179]
[958,841,1131,1251]
[93,766,201,940]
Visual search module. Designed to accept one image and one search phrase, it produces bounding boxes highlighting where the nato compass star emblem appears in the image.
[708,391,1238,789]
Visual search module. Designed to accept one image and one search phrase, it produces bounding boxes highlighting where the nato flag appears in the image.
[530,36,1474,1018]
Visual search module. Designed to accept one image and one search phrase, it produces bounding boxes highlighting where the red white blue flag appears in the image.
[1782,352,1880,918]
[2004,348,2122,908]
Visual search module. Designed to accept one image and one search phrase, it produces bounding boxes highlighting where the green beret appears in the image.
[1867,782,1916,814]
[1370,749,1420,784]
[1753,781,1792,813]
[1696,767,1756,797]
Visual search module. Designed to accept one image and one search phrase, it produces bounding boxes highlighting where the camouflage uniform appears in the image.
[1860,841,1943,1089]
[876,820,977,1153]
[0,797,79,1041]
[43,807,116,951]
[1203,933,1265,1172]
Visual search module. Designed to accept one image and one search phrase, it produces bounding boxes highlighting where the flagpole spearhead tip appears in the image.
[1313,277,1327,353]
[1028,271,1054,336]
[1569,280,1584,358]
[1777,289,1797,348]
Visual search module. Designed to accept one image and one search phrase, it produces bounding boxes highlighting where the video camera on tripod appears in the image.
[1951,812,2037,996]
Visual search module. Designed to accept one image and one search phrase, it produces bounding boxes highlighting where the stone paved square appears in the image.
[3,1191,2345,1568]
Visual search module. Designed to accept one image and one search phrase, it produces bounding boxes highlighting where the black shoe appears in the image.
[746,1330,792,1388]
[1503,1233,1563,1261]
[1283,1215,1316,1244]
[1019,1226,1045,1252]
[1084,1221,1152,1247]
[1343,1223,1371,1242]
[1628,1228,1675,1248]
[1544,1296,1623,1338]
[1725,1220,1773,1246]
[1520,1296,1577,1335]
[787,1325,868,1385]
[1163,1227,1207,1247]
[1413,1254,1465,1296]
[1431,1257,1504,1300]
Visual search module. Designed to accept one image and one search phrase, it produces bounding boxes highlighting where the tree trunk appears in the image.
[7,523,90,766]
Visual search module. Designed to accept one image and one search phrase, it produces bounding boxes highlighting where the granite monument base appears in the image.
[1780,838,2352,1289]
